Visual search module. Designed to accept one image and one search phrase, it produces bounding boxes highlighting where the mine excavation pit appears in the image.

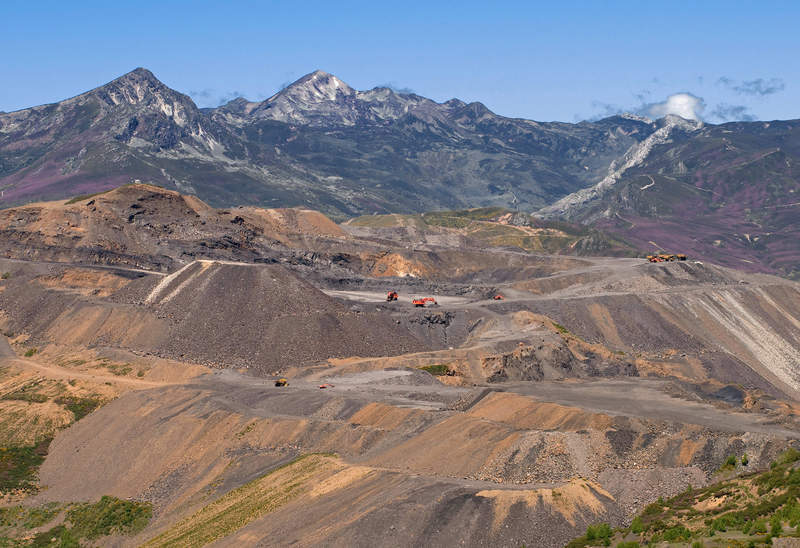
[322,289,474,307]
[0,184,799,548]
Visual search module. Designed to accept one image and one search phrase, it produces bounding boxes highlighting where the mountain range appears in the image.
[1,68,798,277]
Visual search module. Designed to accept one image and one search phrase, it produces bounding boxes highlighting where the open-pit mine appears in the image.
[0,184,798,547]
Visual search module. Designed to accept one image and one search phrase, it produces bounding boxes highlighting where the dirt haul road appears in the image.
[322,289,473,306]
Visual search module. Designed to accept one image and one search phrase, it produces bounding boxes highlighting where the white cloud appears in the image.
[645,92,705,121]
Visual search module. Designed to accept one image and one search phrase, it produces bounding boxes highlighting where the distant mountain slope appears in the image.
[345,207,637,257]
[538,119,800,278]
[0,68,655,216]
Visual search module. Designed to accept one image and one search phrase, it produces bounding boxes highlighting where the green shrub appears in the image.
[24,348,38,357]
[770,514,782,536]
[30,524,79,548]
[0,272,10,280]
[692,542,704,548]
[642,500,664,518]
[585,523,612,541]
[419,364,450,376]
[786,502,800,526]
[751,518,768,534]
[22,503,62,529]
[630,516,644,534]
[742,454,749,466]
[775,448,800,466]
[724,455,738,468]
[54,396,104,421]
[662,525,691,542]
[712,512,744,532]
[552,322,570,334]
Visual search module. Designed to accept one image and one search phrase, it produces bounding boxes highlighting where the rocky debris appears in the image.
[148,262,427,371]
[599,467,708,519]
[0,260,428,373]
[482,337,637,383]
[2,190,800,548]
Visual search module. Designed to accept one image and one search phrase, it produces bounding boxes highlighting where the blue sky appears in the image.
[1,0,797,122]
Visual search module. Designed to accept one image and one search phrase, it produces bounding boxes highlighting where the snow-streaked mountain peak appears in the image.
[269,70,355,103]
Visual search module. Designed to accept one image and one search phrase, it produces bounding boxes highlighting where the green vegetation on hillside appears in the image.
[348,208,638,256]
[0,439,50,492]
[54,395,104,421]
[0,372,108,495]
[67,496,152,539]
[0,497,151,546]
[419,364,451,376]
[141,453,338,547]
[567,449,800,547]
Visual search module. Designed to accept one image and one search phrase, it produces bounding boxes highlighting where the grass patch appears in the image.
[2,391,48,404]
[100,362,133,376]
[23,348,38,358]
[0,502,62,529]
[59,359,86,368]
[29,524,79,547]
[0,272,10,280]
[0,438,51,492]
[141,454,338,547]
[66,496,152,539]
[0,498,150,546]
[421,213,472,229]
[552,322,570,335]
[718,454,738,472]
[54,396,104,421]
[0,394,106,494]
[2,382,48,403]
[419,364,450,376]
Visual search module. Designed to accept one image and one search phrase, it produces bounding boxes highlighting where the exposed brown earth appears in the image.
[0,184,798,547]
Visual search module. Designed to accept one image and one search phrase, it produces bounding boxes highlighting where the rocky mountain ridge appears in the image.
[2,68,800,277]
[542,118,800,278]
[0,68,658,216]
